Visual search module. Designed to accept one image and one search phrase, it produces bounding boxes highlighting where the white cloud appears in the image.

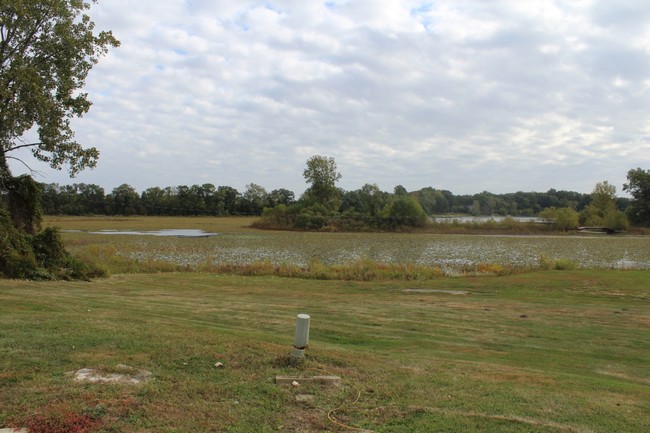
[9,0,650,195]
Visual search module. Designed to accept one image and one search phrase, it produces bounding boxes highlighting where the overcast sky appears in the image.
[11,0,650,196]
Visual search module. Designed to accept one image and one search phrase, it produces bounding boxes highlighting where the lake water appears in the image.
[433,216,542,223]
[85,229,218,238]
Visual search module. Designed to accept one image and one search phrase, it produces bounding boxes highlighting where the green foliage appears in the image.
[590,181,617,213]
[3,174,43,233]
[0,208,104,280]
[539,207,579,230]
[603,209,630,231]
[0,207,37,278]
[108,183,140,215]
[0,0,119,176]
[31,227,68,268]
[302,155,341,210]
[539,254,578,270]
[240,183,269,215]
[624,167,650,226]
[384,195,428,228]
[255,204,294,229]
[38,181,610,221]
[0,1,116,280]
[580,180,629,230]
[294,204,332,229]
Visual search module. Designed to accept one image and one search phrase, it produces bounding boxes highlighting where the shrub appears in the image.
[294,204,332,230]
[539,254,578,270]
[0,208,36,278]
[539,207,579,230]
[1,210,105,280]
[384,195,428,228]
[602,209,629,231]
[32,227,68,268]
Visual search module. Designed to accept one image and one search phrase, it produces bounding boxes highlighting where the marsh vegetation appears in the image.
[48,216,650,278]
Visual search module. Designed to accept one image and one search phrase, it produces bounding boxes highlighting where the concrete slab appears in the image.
[275,375,341,386]
[403,289,468,295]
[66,365,152,385]
[295,394,315,403]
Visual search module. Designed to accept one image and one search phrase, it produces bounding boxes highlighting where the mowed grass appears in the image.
[1,271,649,432]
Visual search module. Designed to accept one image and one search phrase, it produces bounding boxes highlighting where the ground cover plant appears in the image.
[1,270,649,432]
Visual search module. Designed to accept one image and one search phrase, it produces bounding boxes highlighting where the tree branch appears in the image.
[6,155,35,174]
[7,142,43,152]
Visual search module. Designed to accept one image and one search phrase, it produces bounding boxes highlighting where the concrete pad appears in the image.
[403,289,468,295]
[275,375,341,386]
[66,365,152,385]
[295,394,315,403]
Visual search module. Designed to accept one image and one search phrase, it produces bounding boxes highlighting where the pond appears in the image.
[80,229,218,238]
[433,216,542,223]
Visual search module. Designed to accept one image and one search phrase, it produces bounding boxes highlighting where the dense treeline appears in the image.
[39,181,627,218]
[40,183,295,216]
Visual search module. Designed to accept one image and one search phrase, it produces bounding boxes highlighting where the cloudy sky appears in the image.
[12,0,650,195]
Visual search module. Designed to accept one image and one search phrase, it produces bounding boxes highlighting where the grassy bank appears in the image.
[1,271,649,432]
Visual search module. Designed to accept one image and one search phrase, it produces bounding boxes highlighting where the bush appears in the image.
[539,207,579,230]
[32,227,68,268]
[0,209,105,280]
[294,204,332,230]
[0,208,36,278]
[384,195,428,228]
[539,254,578,270]
[254,204,296,229]
[603,210,629,231]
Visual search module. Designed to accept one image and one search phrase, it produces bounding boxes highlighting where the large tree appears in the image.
[0,0,117,279]
[0,0,119,178]
[623,168,650,226]
[580,180,628,230]
[302,155,341,210]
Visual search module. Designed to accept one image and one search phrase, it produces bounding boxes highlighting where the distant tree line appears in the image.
[35,158,650,230]
[39,183,295,216]
[39,181,613,218]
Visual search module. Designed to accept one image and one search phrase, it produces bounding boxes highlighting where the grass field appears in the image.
[1,216,648,432]
[1,269,649,432]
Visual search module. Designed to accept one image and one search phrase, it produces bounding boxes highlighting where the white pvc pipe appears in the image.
[291,313,310,359]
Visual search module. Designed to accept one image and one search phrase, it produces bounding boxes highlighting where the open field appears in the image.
[3,216,648,431]
[44,216,650,274]
[1,271,649,432]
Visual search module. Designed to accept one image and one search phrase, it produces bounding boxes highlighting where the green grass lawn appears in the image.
[1,270,648,432]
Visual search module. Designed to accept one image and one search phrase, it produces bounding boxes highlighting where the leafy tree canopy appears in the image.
[624,168,650,226]
[580,180,628,230]
[302,155,341,210]
[0,0,119,177]
[0,0,117,280]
